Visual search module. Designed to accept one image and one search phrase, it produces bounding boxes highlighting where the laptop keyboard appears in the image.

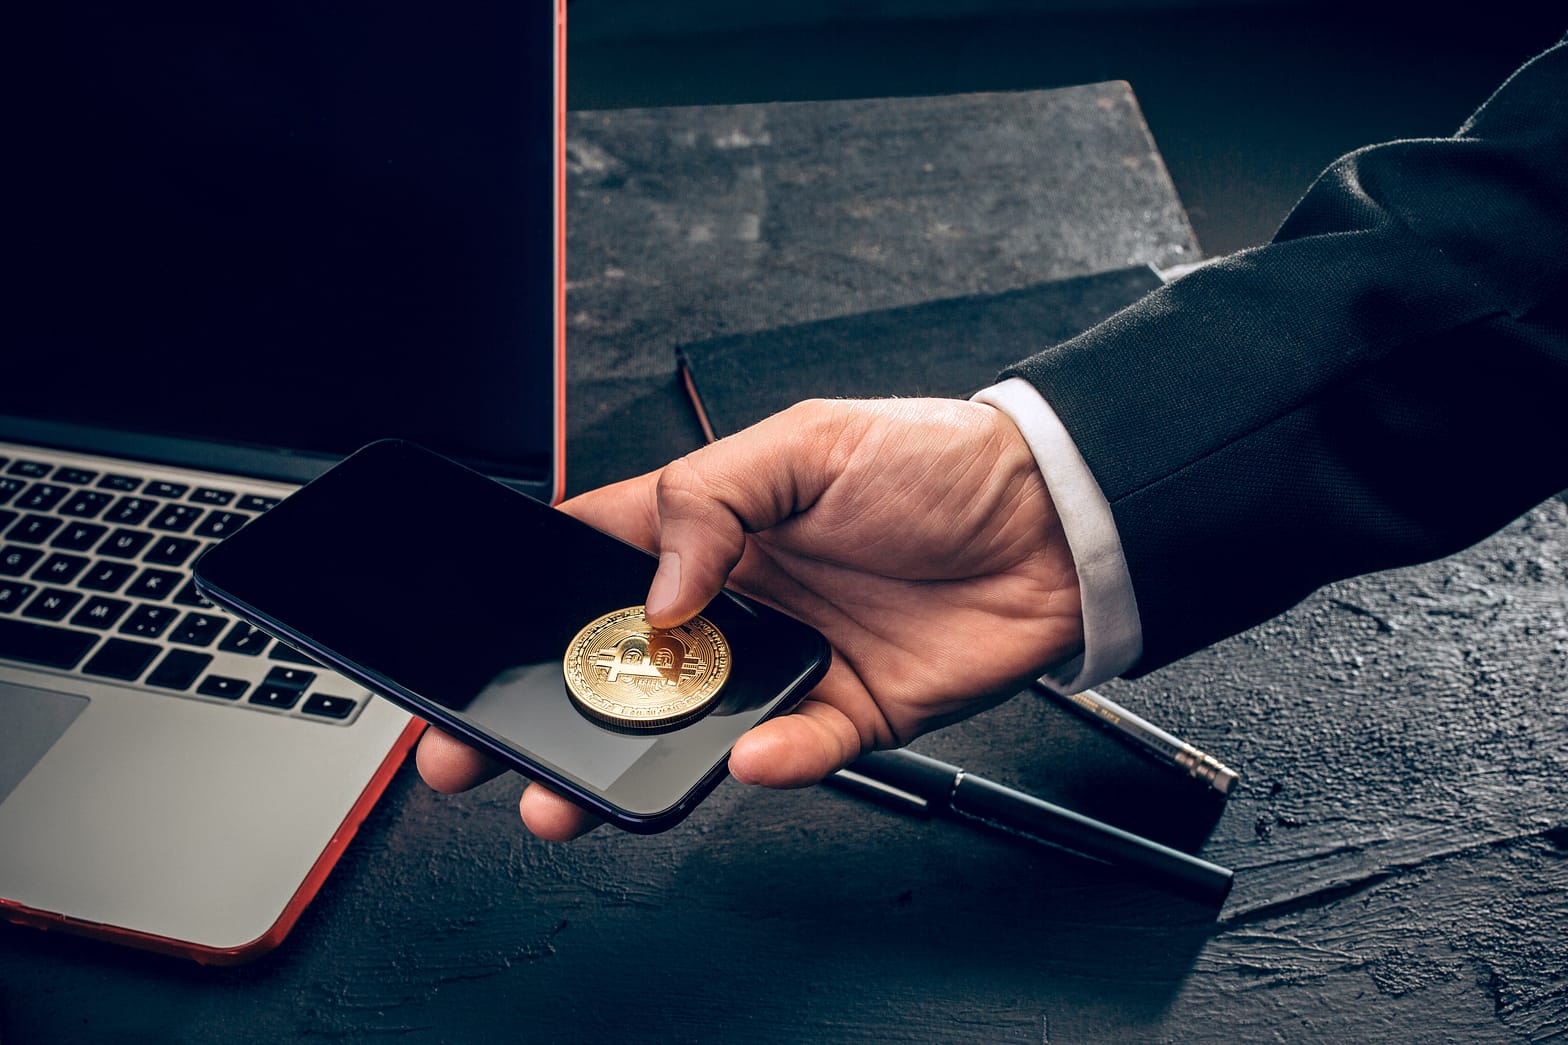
[0,445,365,725]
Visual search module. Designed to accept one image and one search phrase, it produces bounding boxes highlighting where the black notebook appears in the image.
[677,265,1163,441]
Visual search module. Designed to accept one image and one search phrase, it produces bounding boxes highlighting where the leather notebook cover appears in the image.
[677,265,1164,440]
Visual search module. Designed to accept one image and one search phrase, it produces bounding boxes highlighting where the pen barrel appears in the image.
[845,750,962,803]
[950,774,1234,906]
[1038,683,1241,796]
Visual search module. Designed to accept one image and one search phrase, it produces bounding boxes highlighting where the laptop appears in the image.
[1,3,565,964]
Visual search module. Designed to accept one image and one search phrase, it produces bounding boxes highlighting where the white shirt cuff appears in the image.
[972,377,1143,690]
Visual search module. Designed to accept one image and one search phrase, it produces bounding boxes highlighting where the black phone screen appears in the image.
[195,441,830,829]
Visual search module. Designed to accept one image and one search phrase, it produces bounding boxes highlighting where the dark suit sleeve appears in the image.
[1001,34,1568,676]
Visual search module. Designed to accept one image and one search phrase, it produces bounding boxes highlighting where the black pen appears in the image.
[826,749,1233,905]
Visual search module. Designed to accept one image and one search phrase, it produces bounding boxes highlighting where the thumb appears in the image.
[642,402,843,628]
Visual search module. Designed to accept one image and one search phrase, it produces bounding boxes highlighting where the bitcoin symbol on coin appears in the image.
[563,606,731,730]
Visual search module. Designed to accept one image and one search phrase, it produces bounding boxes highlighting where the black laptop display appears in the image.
[6,1,563,496]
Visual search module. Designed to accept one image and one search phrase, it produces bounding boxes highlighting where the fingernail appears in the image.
[646,552,681,619]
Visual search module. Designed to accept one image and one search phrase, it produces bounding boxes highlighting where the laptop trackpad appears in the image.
[0,684,90,806]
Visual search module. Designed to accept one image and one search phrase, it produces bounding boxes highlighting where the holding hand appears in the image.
[417,397,1084,839]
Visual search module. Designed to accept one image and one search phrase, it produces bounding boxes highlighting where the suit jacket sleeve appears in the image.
[1001,33,1568,676]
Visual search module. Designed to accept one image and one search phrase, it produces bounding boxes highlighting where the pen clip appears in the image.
[827,768,933,816]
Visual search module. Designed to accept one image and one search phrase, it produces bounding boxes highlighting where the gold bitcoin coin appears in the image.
[563,606,731,730]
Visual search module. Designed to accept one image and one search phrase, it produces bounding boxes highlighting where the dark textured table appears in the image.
[5,81,1568,1044]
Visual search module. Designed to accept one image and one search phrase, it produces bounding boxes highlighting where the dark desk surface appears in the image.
[6,82,1568,1044]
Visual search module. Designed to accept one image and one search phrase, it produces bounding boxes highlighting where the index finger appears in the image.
[417,726,604,840]
[415,725,507,793]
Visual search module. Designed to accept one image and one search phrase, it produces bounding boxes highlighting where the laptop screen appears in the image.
[5,3,560,488]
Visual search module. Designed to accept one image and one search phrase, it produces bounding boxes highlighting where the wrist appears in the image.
[972,378,1143,690]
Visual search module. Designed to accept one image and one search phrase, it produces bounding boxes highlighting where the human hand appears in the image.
[416,397,1083,839]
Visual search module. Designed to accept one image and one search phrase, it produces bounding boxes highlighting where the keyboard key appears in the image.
[267,642,321,665]
[148,504,203,533]
[0,478,24,505]
[99,528,153,559]
[198,675,249,700]
[144,481,189,499]
[78,560,137,592]
[97,474,142,492]
[52,467,98,485]
[51,522,108,552]
[16,483,68,512]
[105,497,155,526]
[0,581,36,613]
[60,490,114,518]
[119,604,178,638]
[6,460,51,478]
[190,488,234,506]
[1,546,43,577]
[144,536,200,567]
[237,494,282,512]
[72,597,130,629]
[249,685,302,710]
[7,515,61,544]
[126,568,183,600]
[0,617,97,669]
[264,666,316,690]
[170,612,226,647]
[32,553,89,585]
[302,693,358,720]
[219,621,271,655]
[173,579,214,608]
[146,649,213,691]
[193,511,249,539]
[82,637,160,681]
[23,588,83,622]
[0,510,14,535]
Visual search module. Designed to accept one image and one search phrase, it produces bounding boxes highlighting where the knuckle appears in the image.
[654,455,708,513]
[655,455,738,541]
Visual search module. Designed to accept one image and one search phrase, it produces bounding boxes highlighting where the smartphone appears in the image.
[194,439,831,833]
